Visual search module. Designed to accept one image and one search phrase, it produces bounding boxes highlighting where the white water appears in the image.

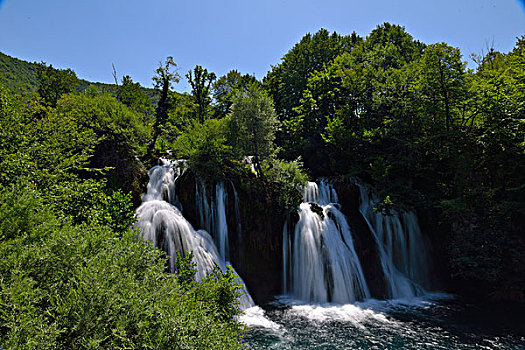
[214,183,229,260]
[196,181,230,261]
[134,161,255,309]
[357,183,431,298]
[285,181,370,303]
[246,293,524,350]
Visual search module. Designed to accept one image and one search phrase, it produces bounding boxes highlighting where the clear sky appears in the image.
[0,0,524,92]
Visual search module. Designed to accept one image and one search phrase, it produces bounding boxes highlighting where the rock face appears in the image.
[175,172,284,304]
[174,172,411,302]
[233,179,287,303]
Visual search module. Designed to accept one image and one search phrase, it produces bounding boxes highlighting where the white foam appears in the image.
[271,293,453,328]
[239,306,282,331]
[288,302,391,328]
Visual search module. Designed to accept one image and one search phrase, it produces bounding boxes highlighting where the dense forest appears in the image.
[1,23,524,348]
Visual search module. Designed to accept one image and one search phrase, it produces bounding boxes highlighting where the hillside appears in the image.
[0,51,157,99]
[0,51,39,92]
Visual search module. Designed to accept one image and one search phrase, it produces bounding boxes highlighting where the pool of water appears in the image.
[243,294,525,349]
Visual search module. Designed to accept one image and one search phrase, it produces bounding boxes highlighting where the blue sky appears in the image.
[0,0,524,92]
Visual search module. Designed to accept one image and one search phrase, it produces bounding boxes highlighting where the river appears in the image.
[244,294,525,349]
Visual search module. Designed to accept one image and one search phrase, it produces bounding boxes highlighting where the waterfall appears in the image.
[134,160,254,308]
[196,182,212,233]
[214,182,229,261]
[141,158,179,203]
[196,181,230,261]
[357,183,431,298]
[285,180,370,303]
[231,183,243,266]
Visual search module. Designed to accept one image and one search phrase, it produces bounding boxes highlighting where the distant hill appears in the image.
[0,52,39,92]
[0,51,157,100]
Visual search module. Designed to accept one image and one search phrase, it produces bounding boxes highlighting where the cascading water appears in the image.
[196,181,230,260]
[193,180,256,309]
[134,159,254,308]
[284,180,370,303]
[214,182,229,260]
[357,183,431,298]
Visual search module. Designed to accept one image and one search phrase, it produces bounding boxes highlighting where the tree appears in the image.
[229,85,279,178]
[172,118,237,182]
[416,43,466,131]
[36,62,78,107]
[151,56,180,152]
[213,70,260,118]
[186,65,216,122]
[119,75,154,121]
[56,93,149,197]
[264,28,361,123]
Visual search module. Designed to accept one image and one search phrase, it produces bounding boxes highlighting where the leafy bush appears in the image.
[0,186,245,349]
[172,118,242,182]
[265,158,309,214]
[56,92,150,195]
[0,83,245,349]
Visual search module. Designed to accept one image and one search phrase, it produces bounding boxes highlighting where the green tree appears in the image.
[151,56,180,152]
[229,85,279,178]
[36,62,78,107]
[56,93,149,198]
[213,70,260,118]
[264,28,361,124]
[173,118,238,182]
[416,43,466,131]
[292,52,363,173]
[119,75,154,121]
[187,65,216,122]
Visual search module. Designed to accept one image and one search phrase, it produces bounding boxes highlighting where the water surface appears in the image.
[244,294,525,349]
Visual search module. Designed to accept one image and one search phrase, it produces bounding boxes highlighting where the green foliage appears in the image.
[0,51,159,101]
[0,52,39,93]
[173,118,240,182]
[264,28,361,123]
[0,187,245,349]
[194,265,243,322]
[119,75,155,120]
[151,56,180,152]
[186,65,216,122]
[229,85,280,177]
[37,62,78,107]
[56,92,150,194]
[265,158,308,214]
[213,70,260,118]
[416,43,466,131]
[175,252,197,290]
[97,189,136,233]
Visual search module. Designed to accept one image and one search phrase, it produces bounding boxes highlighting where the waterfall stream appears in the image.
[357,182,431,298]
[284,180,370,303]
[134,159,255,308]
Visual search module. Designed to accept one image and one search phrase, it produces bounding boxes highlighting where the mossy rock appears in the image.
[309,202,324,219]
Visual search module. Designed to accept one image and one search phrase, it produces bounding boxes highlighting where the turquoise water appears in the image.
[244,294,525,349]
